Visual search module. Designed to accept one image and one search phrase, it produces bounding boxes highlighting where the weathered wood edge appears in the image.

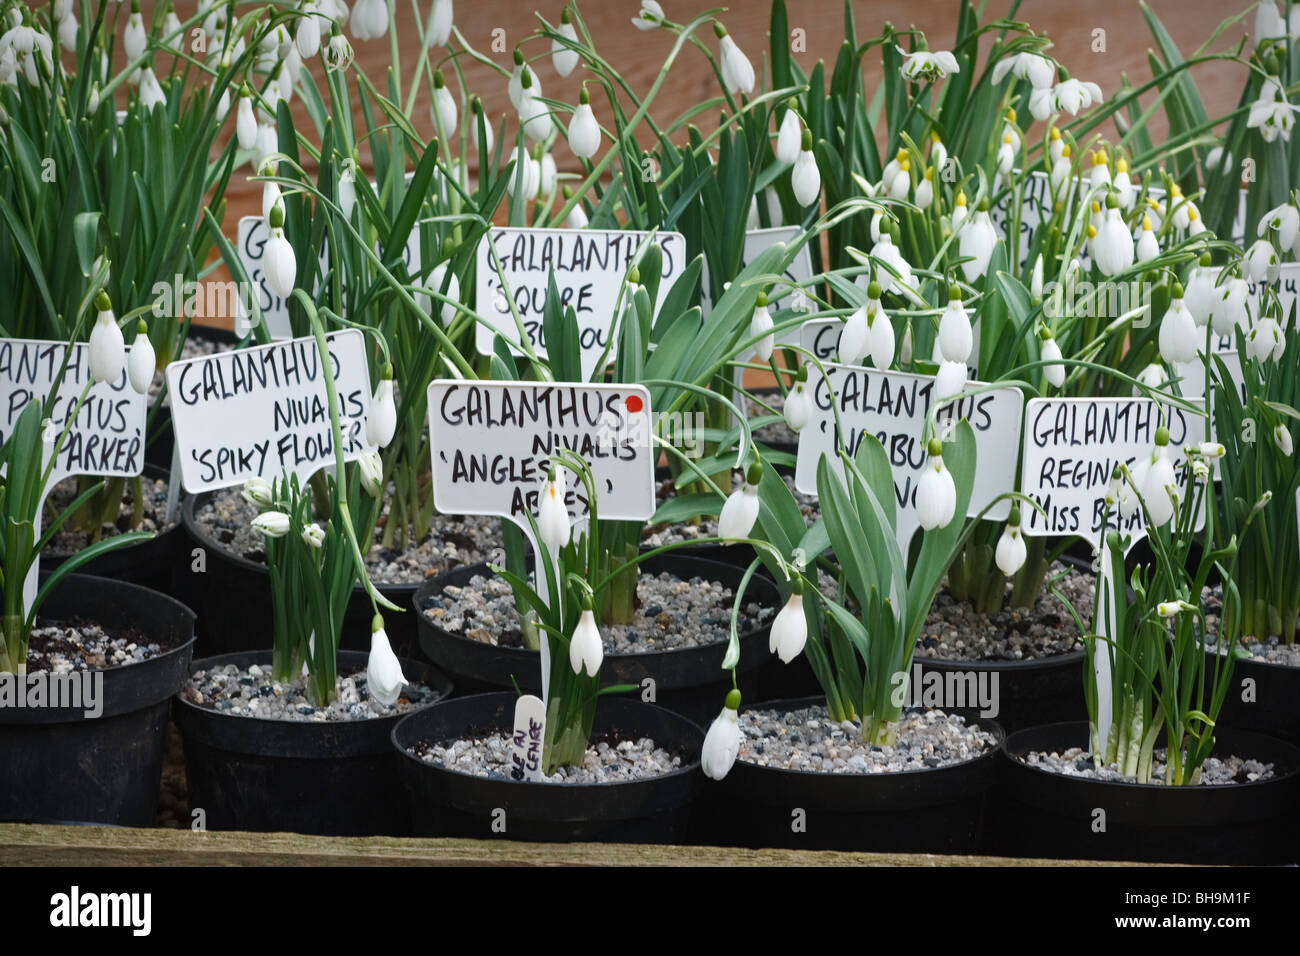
[0,824,1152,866]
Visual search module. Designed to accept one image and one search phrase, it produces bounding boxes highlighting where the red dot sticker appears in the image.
[625,395,643,413]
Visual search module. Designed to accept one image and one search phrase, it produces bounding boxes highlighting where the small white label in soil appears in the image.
[509,693,546,782]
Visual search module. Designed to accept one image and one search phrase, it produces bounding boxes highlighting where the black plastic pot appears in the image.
[697,697,1004,853]
[415,554,781,726]
[146,325,242,469]
[44,464,187,600]
[392,692,704,843]
[174,649,452,836]
[1206,650,1300,746]
[181,493,426,660]
[0,574,196,827]
[989,721,1300,864]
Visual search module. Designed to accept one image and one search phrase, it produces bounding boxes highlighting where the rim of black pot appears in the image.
[390,691,704,791]
[413,552,782,667]
[999,720,1300,795]
[733,694,1006,780]
[176,648,453,728]
[45,462,181,559]
[1204,643,1300,675]
[181,491,422,596]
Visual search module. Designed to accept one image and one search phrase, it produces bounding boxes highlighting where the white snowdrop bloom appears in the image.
[1029,86,1055,123]
[506,50,534,110]
[427,0,453,47]
[1094,197,1134,277]
[338,160,357,219]
[897,44,959,82]
[124,9,147,61]
[569,606,603,677]
[783,367,813,432]
[505,151,541,200]
[1256,1,1287,44]
[951,190,968,233]
[749,293,775,361]
[1246,316,1286,362]
[839,304,869,366]
[278,46,303,102]
[929,132,948,177]
[776,105,802,165]
[1186,205,1206,237]
[539,151,557,196]
[1088,152,1110,191]
[957,203,998,282]
[916,439,957,530]
[296,2,323,58]
[138,68,165,111]
[367,373,397,447]
[261,177,283,224]
[357,449,383,496]
[1040,333,1065,388]
[1,21,54,85]
[701,691,743,781]
[864,298,895,371]
[791,132,821,207]
[934,359,967,402]
[1051,77,1104,116]
[718,465,763,541]
[552,10,579,77]
[429,261,460,325]
[1246,238,1280,283]
[251,511,291,537]
[1134,362,1168,396]
[1050,145,1072,198]
[1158,285,1200,365]
[1113,157,1135,210]
[517,73,551,142]
[254,121,279,169]
[769,586,807,664]
[991,52,1055,89]
[716,23,754,95]
[57,11,78,52]
[568,86,601,159]
[1259,202,1299,253]
[537,468,571,551]
[301,523,325,548]
[995,508,1028,576]
[872,231,916,297]
[367,620,408,706]
[236,88,258,150]
[470,99,495,152]
[127,324,155,394]
[349,0,387,40]
[937,285,972,363]
[565,195,589,229]
[1183,256,1217,327]
[263,206,296,300]
[88,292,124,385]
[431,70,456,139]
[915,167,935,209]
[242,478,275,508]
[631,0,665,31]
[996,133,1015,176]
[1030,255,1044,301]
[1209,276,1249,338]
[1247,75,1297,143]
[1274,424,1294,456]
[1135,215,1159,265]
[1139,430,1178,527]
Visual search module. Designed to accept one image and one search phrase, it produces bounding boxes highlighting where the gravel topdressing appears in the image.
[1020,746,1276,785]
[25,620,165,673]
[423,570,774,653]
[1232,637,1300,667]
[407,734,684,783]
[182,661,440,721]
[738,704,997,774]
[43,474,178,555]
[193,485,502,586]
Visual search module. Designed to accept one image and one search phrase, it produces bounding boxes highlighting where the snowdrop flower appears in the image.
[872,227,916,296]
[1094,195,1135,277]
[929,131,948,178]
[235,86,258,150]
[278,46,303,102]
[951,190,968,233]
[323,23,354,71]
[301,524,325,548]
[427,0,453,47]
[1246,238,1280,283]
[124,3,147,61]
[1246,316,1286,362]
[769,582,807,663]
[915,167,935,209]
[1248,74,1297,143]
[242,478,275,507]
[783,366,813,432]
[1028,86,1055,123]
[1049,144,1072,198]
[357,450,384,497]
[791,130,821,207]
[1051,77,1104,116]
[749,293,775,361]
[429,260,461,325]
[431,70,456,138]
[632,0,665,30]
[563,186,588,229]
[138,68,165,111]
[1259,201,1300,254]
[1256,2,1287,44]
[254,122,279,170]
[719,464,763,541]
[54,0,78,51]
[937,284,972,363]
[995,507,1028,576]
[264,205,297,300]
[552,8,579,77]
[992,51,1055,89]
[261,174,284,224]
[506,48,533,109]
[1088,151,1111,190]
[1275,424,1294,456]
[1158,283,1199,364]
[367,616,407,706]
[350,0,388,41]
[897,43,959,82]
[1134,362,1168,397]
[569,601,603,677]
[1040,330,1065,388]
[1134,215,1159,265]
[916,438,957,530]
[958,200,998,282]
[252,511,292,537]
[1139,428,1178,527]
[1209,275,1248,338]
[776,103,802,164]
[996,132,1015,177]
[701,689,743,781]
[568,84,600,159]
[469,97,495,153]
[1156,600,1197,619]
[839,303,869,366]
[1113,157,1135,210]
[537,468,570,551]
[1,19,54,85]
[863,297,896,371]
[367,367,397,447]
[338,158,357,219]
[126,321,155,394]
[715,22,754,95]
[517,69,551,142]
[506,148,541,200]
[935,360,967,403]
[296,2,323,58]
[89,292,125,385]
[1181,255,1216,326]
[1030,255,1045,302]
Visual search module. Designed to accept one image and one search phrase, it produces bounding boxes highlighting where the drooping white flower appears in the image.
[236,87,258,150]
[896,44,959,82]
[783,367,813,432]
[1088,151,1111,191]
[864,298,895,371]
[957,203,998,282]
[716,23,754,95]
[1051,77,1104,116]
[1,21,54,85]
[506,49,534,109]
[569,606,604,677]
[1209,275,1249,338]
[367,372,396,447]
[916,439,957,530]
[632,0,665,30]
[1094,197,1135,277]
[138,68,165,111]
[127,322,155,394]
[1257,0,1287,43]
[324,26,354,72]
[427,0,453,47]
[517,69,551,142]
[505,149,541,200]
[1135,215,1160,265]
[1030,255,1044,301]
[278,46,302,102]
[995,508,1027,575]
[991,51,1055,89]
[1029,86,1055,123]
[367,618,407,706]
[1246,238,1280,283]
[254,121,279,170]
[1275,424,1294,456]
[301,523,325,548]
[701,690,743,781]
[296,2,322,58]
[428,260,461,326]
[88,292,125,385]
[252,510,292,537]
[935,360,967,402]
[937,285,972,363]
[568,85,601,159]
[123,9,147,61]
[263,209,297,300]
[839,304,869,366]
[537,468,571,551]
[1158,284,1200,364]
[769,585,807,663]
[1247,75,1297,143]
[996,132,1015,177]
[242,477,275,507]
[1049,145,1072,198]
[552,9,578,77]
[564,189,588,229]
[915,167,935,209]
[951,190,968,233]
[1040,333,1065,388]
[261,175,284,223]
[1139,429,1178,527]
[749,293,775,361]
[1259,201,1300,253]
[1246,316,1286,362]
[775,105,802,164]
[718,464,762,541]
[872,229,916,297]
[338,159,357,219]
[350,0,388,40]
[1134,362,1168,396]
[791,131,821,207]
[431,70,456,138]
[1112,157,1135,211]
[1156,600,1197,619]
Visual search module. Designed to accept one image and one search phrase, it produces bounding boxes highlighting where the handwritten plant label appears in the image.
[509,693,546,783]
[474,227,686,379]
[702,226,814,332]
[1019,397,1202,542]
[793,332,1024,550]
[165,329,373,493]
[233,216,331,340]
[427,381,656,526]
[0,339,148,482]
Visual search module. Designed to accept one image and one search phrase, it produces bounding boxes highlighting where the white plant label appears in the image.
[165,329,373,493]
[0,338,148,609]
[804,313,980,380]
[509,694,546,783]
[793,329,1023,552]
[702,226,815,333]
[474,227,686,380]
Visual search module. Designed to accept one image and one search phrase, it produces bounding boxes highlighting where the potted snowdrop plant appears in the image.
[172,301,451,836]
